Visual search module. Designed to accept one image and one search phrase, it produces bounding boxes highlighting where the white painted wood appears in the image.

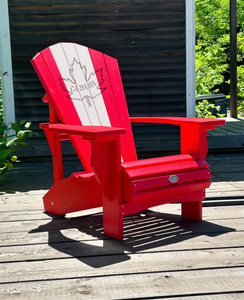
[74,43,111,127]
[50,43,111,127]
[50,43,91,125]
[60,43,101,125]
[185,0,196,117]
[0,0,15,124]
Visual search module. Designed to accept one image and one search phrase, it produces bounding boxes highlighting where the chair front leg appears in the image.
[44,128,64,184]
[90,136,124,239]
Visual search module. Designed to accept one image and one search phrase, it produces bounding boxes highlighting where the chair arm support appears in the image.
[40,123,124,201]
[90,136,122,202]
[40,123,126,141]
[130,117,225,128]
[130,117,226,159]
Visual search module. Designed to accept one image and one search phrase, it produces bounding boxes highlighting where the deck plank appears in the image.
[1,152,244,299]
[0,249,243,284]
[1,267,244,299]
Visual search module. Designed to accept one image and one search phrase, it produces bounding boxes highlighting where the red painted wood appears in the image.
[90,136,122,202]
[132,169,211,192]
[43,172,102,215]
[32,43,226,240]
[123,168,210,203]
[42,101,64,184]
[47,130,64,184]
[103,197,124,240]
[42,94,49,103]
[181,124,209,159]
[103,54,137,161]
[124,160,208,181]
[47,124,125,141]
[130,116,225,159]
[130,116,225,127]
[130,179,211,203]
[122,153,200,171]
[182,200,203,221]
[88,48,136,162]
[33,49,80,125]
[121,190,205,217]
[32,47,92,172]
[89,135,124,239]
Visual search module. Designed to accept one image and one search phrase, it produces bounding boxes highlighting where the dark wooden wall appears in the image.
[8,0,186,160]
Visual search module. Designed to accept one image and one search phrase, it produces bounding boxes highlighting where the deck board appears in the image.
[1,152,244,299]
[1,201,244,299]
[1,267,244,299]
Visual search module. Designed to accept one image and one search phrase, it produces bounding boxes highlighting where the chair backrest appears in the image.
[31,43,137,170]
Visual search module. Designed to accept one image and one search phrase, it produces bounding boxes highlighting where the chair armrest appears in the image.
[40,123,126,142]
[40,123,125,200]
[130,117,226,159]
[130,117,225,129]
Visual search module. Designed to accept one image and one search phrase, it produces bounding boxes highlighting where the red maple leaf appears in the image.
[59,58,106,107]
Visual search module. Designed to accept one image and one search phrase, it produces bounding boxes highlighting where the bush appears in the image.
[195,0,244,117]
[195,100,225,118]
[0,75,38,179]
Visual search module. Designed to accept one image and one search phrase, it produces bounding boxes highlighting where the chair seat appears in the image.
[122,154,211,202]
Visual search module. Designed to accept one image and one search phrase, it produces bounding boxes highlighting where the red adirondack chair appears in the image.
[31,43,225,240]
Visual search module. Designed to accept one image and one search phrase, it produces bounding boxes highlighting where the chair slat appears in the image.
[122,154,201,171]
[124,159,208,181]
[132,169,211,192]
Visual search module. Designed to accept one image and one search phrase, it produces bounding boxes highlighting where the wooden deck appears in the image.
[1,152,244,299]
[208,117,244,136]
[208,117,244,151]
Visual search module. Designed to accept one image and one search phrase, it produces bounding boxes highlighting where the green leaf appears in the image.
[7,137,18,147]
[20,120,27,126]
[0,137,7,143]
[17,131,26,141]
[24,122,31,128]
[4,162,13,169]
[11,155,17,162]
[11,123,20,132]
[0,149,12,161]
[0,125,8,131]
[17,142,26,146]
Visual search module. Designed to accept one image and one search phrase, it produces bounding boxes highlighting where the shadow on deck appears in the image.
[29,209,236,268]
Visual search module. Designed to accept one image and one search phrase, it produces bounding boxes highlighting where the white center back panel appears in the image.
[50,43,111,127]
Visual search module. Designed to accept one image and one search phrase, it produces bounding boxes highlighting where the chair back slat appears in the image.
[32,42,137,168]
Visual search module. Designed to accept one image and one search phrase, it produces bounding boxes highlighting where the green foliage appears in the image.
[195,0,244,100]
[237,99,244,117]
[195,100,225,118]
[0,118,38,179]
[0,75,38,179]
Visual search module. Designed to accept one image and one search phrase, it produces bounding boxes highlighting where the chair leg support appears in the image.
[103,199,124,240]
[181,200,202,221]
